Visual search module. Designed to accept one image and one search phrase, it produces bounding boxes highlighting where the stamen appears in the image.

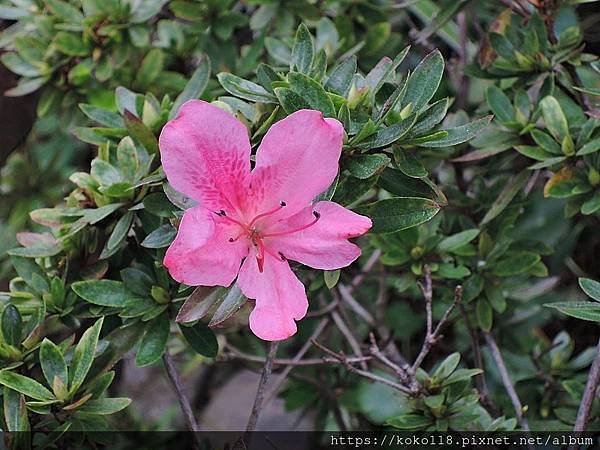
[228,231,246,243]
[262,210,321,238]
[214,210,246,228]
[247,201,286,228]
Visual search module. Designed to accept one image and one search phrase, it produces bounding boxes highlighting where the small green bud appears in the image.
[589,167,600,186]
[151,286,170,304]
[561,135,575,156]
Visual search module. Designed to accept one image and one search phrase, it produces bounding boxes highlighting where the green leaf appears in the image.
[579,278,600,302]
[69,317,103,395]
[433,352,460,380]
[54,32,89,57]
[136,313,169,367]
[325,56,356,97]
[477,299,493,332]
[545,302,600,322]
[582,193,600,215]
[343,154,390,179]
[531,129,562,155]
[46,0,84,22]
[39,339,68,398]
[356,197,440,234]
[492,252,541,276]
[437,229,480,253]
[393,148,427,178]
[486,85,515,123]
[514,145,554,161]
[1,305,22,347]
[3,387,29,433]
[401,49,444,113]
[355,115,418,149]
[5,77,46,97]
[324,270,341,289]
[76,398,131,415]
[0,372,54,401]
[143,192,175,217]
[11,256,46,286]
[170,55,211,119]
[0,5,28,19]
[408,98,449,137]
[218,73,277,103]
[141,224,177,248]
[71,280,142,307]
[124,110,158,154]
[480,171,528,225]
[387,414,433,430]
[576,138,600,156]
[176,287,227,323]
[274,87,311,114]
[418,116,492,148]
[79,104,124,128]
[208,285,247,327]
[179,322,218,357]
[540,96,569,142]
[130,0,168,23]
[287,72,335,117]
[291,23,314,74]
[99,211,133,259]
[136,48,165,89]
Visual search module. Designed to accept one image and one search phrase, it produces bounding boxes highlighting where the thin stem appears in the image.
[312,340,413,395]
[162,351,201,450]
[331,309,368,370]
[263,317,331,405]
[459,304,495,413]
[484,332,531,432]
[246,341,279,432]
[411,285,462,373]
[573,337,600,433]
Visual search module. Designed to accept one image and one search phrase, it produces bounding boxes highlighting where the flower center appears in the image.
[214,201,321,272]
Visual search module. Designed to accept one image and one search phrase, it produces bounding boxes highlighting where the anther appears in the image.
[248,202,287,228]
[262,210,322,238]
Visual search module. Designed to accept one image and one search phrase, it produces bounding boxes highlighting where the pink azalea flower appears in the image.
[159,100,372,341]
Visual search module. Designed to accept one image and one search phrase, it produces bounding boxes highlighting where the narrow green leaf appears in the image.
[179,323,218,357]
[540,96,569,142]
[291,23,314,74]
[1,305,22,347]
[418,116,492,148]
[0,372,54,401]
[39,339,68,397]
[287,72,335,117]
[69,317,104,394]
[480,171,528,225]
[437,229,480,253]
[170,55,211,119]
[401,49,444,113]
[217,73,277,103]
[136,314,169,367]
[76,398,131,415]
[579,278,600,302]
[72,280,142,307]
[545,302,600,322]
[356,197,440,234]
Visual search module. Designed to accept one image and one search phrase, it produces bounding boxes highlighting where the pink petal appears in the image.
[159,100,251,211]
[267,201,372,270]
[164,206,248,286]
[249,110,343,218]
[237,253,308,341]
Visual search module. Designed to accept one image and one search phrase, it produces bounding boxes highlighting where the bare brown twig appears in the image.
[573,337,600,434]
[411,273,462,374]
[484,332,531,432]
[162,351,201,450]
[312,340,414,395]
[246,341,279,432]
